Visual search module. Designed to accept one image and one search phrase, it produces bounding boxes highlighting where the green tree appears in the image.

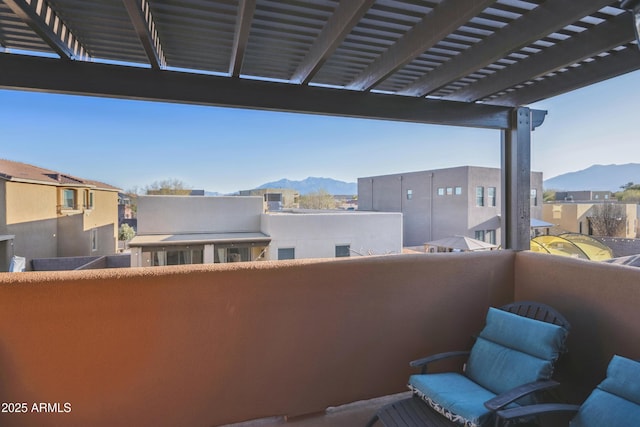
[118,223,136,241]
[620,182,637,191]
[543,189,556,202]
[299,189,337,209]
[144,179,192,195]
[617,189,640,204]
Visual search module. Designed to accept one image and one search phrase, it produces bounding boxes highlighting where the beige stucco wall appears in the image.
[543,202,638,238]
[5,181,57,224]
[55,189,119,257]
[4,181,59,264]
[2,182,119,266]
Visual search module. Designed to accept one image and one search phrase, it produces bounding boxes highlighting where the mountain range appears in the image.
[256,177,357,195]
[209,164,639,196]
[543,163,640,192]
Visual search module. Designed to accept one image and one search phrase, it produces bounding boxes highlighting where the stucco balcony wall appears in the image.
[513,251,640,402]
[0,251,638,426]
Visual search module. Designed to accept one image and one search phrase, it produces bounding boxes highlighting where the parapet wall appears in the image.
[0,251,514,427]
[2,251,638,426]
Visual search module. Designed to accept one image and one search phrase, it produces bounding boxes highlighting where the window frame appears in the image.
[85,190,95,210]
[335,244,351,258]
[90,228,98,252]
[278,247,295,260]
[476,186,484,207]
[488,187,496,207]
[61,188,77,210]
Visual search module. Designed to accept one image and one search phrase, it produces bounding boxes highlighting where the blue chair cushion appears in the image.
[465,308,567,396]
[598,355,640,405]
[408,307,568,426]
[408,372,502,427]
[571,356,640,427]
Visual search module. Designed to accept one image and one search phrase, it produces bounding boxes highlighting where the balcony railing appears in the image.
[0,251,638,426]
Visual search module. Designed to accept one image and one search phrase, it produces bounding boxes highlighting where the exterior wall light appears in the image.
[621,0,640,50]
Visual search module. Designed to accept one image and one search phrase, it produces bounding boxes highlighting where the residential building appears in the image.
[128,195,401,267]
[118,192,134,222]
[358,166,543,247]
[238,188,300,211]
[554,190,613,202]
[262,210,401,260]
[542,202,638,238]
[0,159,120,271]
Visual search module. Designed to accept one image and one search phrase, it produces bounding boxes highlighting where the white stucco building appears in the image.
[129,196,402,267]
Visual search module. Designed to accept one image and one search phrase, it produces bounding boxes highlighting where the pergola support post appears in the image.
[501,107,532,250]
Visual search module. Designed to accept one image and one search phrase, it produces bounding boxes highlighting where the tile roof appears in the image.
[0,159,120,191]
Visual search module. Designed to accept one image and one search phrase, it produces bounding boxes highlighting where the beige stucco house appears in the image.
[542,202,638,238]
[0,159,121,271]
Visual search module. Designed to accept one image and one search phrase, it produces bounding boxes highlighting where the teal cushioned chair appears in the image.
[395,302,570,427]
[496,355,640,427]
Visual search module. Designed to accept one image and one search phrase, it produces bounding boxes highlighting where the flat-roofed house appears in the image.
[129,195,402,266]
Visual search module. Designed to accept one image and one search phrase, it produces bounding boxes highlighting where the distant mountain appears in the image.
[544,164,640,192]
[256,177,357,195]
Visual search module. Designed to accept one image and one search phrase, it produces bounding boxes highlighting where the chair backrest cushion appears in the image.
[571,355,640,427]
[465,307,568,396]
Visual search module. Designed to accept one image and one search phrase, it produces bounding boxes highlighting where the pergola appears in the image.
[1,0,639,250]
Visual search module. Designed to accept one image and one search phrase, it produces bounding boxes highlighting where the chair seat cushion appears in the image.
[598,355,640,405]
[570,388,640,427]
[408,372,507,427]
[571,356,640,427]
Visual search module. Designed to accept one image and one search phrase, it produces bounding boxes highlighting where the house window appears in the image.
[149,245,204,266]
[84,190,94,209]
[265,193,282,202]
[475,230,485,241]
[476,187,484,207]
[531,189,538,206]
[91,229,98,252]
[406,189,413,200]
[488,187,496,207]
[62,189,76,209]
[446,187,453,196]
[214,246,249,263]
[278,248,295,260]
[437,187,445,196]
[486,230,496,245]
[335,245,350,258]
[455,187,462,195]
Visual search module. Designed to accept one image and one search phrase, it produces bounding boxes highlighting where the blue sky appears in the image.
[1,69,639,194]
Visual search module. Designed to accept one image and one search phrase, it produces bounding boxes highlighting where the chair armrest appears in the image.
[496,403,580,423]
[409,351,470,374]
[484,380,561,411]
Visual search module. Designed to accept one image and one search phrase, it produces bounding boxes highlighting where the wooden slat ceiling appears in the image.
[0,0,638,129]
